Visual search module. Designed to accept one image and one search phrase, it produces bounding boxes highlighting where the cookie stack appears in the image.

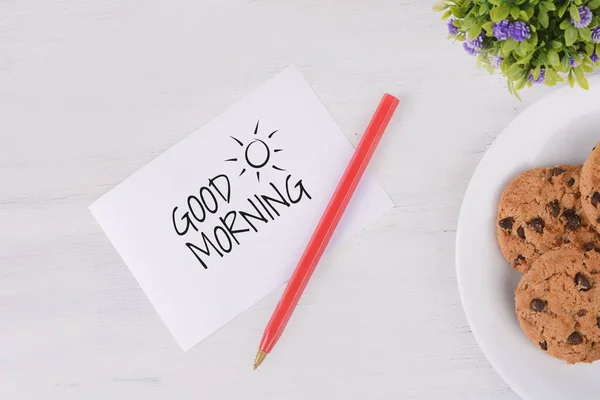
[497,146,600,364]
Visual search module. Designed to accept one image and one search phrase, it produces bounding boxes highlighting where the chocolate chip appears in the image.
[592,269,599,275]
[585,242,598,252]
[498,217,514,230]
[517,226,526,239]
[547,200,560,217]
[575,273,592,291]
[597,317,600,329]
[567,332,583,345]
[530,298,547,312]
[597,217,600,224]
[563,210,581,231]
[568,177,575,187]
[539,340,548,351]
[513,255,526,266]
[528,218,545,234]
[552,167,566,176]
[592,192,600,208]
[578,309,587,317]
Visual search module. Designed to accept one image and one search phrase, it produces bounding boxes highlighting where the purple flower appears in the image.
[571,6,592,28]
[592,26,600,43]
[447,18,458,35]
[465,33,484,51]
[509,21,531,42]
[528,68,546,85]
[463,42,479,56]
[490,54,503,68]
[493,20,511,41]
[570,57,580,67]
[592,52,600,63]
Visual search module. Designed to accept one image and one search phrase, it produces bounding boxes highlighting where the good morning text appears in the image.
[171,174,311,269]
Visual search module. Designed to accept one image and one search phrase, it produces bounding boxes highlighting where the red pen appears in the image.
[253,94,399,369]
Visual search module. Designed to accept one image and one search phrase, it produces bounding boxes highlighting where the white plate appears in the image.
[456,76,600,400]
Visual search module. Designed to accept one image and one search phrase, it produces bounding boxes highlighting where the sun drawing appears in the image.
[226,120,285,182]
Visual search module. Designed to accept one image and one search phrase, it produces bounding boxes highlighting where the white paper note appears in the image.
[90,66,394,350]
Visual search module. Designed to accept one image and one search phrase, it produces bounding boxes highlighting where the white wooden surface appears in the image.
[0,1,559,399]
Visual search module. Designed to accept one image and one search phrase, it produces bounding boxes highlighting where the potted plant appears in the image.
[435,0,600,98]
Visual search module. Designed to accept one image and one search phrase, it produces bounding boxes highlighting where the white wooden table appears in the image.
[0,1,559,398]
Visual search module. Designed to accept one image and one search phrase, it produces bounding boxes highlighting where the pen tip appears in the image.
[253,350,267,370]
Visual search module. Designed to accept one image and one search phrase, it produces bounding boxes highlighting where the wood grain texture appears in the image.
[0,0,557,398]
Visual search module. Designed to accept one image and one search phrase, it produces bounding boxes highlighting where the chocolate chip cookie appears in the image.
[497,165,599,273]
[515,244,600,364]
[580,144,600,231]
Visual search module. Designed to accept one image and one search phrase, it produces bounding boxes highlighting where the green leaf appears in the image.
[525,6,535,18]
[575,0,583,5]
[568,70,576,87]
[432,1,447,12]
[577,73,590,89]
[538,10,549,28]
[519,10,530,20]
[559,2,569,17]
[510,6,520,19]
[488,0,502,6]
[589,0,600,10]
[521,42,535,52]
[468,24,482,40]
[566,26,579,46]
[500,59,509,73]
[507,64,524,80]
[515,77,528,90]
[586,43,595,55]
[441,9,452,19]
[562,55,572,72]
[482,21,494,35]
[476,55,483,69]
[490,4,510,22]
[580,27,592,41]
[530,32,539,45]
[515,44,527,57]
[584,64,595,72]
[516,53,534,64]
[450,6,465,18]
[532,65,541,80]
[514,88,522,101]
[550,40,563,49]
[545,72,557,86]
[560,19,572,30]
[503,39,519,52]
[547,50,561,66]
[546,68,559,81]
[545,1,556,11]
[571,4,581,22]
[479,3,490,16]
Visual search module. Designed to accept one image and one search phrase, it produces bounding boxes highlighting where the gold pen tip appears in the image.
[253,350,267,370]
